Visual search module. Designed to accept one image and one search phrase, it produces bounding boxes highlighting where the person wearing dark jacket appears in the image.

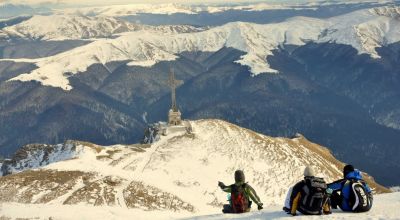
[285,166,331,216]
[218,170,263,213]
[327,164,373,212]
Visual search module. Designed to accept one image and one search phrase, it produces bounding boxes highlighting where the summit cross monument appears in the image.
[168,69,182,125]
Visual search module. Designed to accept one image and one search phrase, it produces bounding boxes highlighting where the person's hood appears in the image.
[345,169,363,180]
[235,181,245,186]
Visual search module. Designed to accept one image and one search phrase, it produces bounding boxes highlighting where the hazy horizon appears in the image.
[1,0,393,7]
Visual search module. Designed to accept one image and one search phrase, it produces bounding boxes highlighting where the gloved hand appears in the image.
[257,203,263,210]
[218,181,226,189]
[326,188,333,195]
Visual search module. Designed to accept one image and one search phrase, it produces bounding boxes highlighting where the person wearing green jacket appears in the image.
[218,170,263,213]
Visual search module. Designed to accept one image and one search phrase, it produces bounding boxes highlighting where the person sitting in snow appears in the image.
[283,166,331,216]
[327,164,373,212]
[218,170,263,213]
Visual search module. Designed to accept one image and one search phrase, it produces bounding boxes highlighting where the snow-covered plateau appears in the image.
[0,119,391,219]
[3,6,400,90]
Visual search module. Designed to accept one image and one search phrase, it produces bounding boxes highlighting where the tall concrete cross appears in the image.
[168,68,178,112]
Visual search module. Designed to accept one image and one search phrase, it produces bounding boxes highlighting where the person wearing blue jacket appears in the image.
[327,164,373,212]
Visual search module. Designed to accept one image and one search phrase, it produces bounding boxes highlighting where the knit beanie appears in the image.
[304,166,315,177]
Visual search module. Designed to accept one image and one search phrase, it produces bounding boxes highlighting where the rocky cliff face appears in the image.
[1,140,87,175]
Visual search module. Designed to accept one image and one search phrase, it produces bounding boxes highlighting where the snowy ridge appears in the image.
[57,3,296,16]
[4,6,400,90]
[0,140,86,175]
[7,18,326,90]
[0,14,207,41]
[319,6,400,58]
[0,3,50,19]
[390,186,400,192]
[1,14,141,40]
[59,3,198,16]
[56,1,396,16]
[370,6,400,17]
[0,119,389,219]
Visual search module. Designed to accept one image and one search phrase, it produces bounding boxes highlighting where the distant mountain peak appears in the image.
[0,14,208,41]
[5,6,400,90]
[369,5,400,17]
[1,14,141,40]
[0,3,51,19]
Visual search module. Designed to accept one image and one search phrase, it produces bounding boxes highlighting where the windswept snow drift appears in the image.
[4,6,400,90]
[0,119,389,219]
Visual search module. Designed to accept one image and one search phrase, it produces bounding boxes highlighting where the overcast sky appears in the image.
[0,0,329,6]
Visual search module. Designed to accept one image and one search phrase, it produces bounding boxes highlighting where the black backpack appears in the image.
[347,180,373,212]
[300,177,327,214]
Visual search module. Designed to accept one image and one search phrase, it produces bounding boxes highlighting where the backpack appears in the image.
[230,183,249,213]
[300,177,327,214]
[346,180,373,212]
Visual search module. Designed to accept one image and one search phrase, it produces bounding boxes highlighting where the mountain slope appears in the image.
[56,1,396,17]
[1,5,400,187]
[1,45,400,186]
[147,47,400,186]
[5,6,400,90]
[0,14,207,41]
[1,15,141,41]
[0,119,389,220]
[0,3,50,19]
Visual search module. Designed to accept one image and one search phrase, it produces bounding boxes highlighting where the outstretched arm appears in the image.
[327,179,344,192]
[246,184,262,207]
[218,181,232,193]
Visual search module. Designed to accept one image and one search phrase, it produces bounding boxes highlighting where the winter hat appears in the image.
[304,166,315,177]
[234,170,245,183]
[343,164,355,177]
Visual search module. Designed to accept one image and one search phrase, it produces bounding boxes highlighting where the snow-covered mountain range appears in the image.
[0,14,207,41]
[0,119,389,219]
[56,1,397,16]
[0,15,140,41]
[0,3,50,19]
[4,6,400,90]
